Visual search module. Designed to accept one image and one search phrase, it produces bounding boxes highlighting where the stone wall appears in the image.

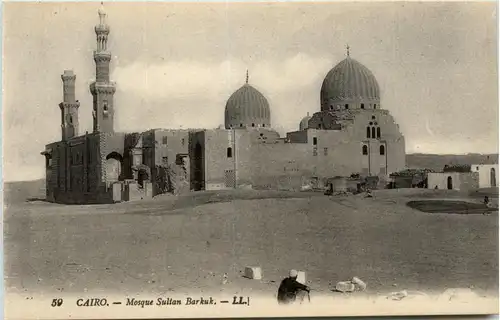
[43,131,126,204]
[202,129,237,188]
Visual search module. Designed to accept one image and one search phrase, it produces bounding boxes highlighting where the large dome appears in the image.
[225,82,271,129]
[320,56,380,111]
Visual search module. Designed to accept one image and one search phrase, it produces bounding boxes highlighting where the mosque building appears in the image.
[41,7,406,204]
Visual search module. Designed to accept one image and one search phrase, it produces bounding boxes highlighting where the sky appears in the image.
[3,1,498,182]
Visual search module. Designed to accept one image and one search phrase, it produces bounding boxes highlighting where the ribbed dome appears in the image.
[225,83,271,129]
[320,56,380,111]
[299,113,311,131]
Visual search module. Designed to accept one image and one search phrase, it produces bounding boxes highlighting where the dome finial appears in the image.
[245,69,249,84]
[346,44,350,57]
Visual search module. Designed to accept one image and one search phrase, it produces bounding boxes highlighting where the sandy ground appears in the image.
[4,189,499,309]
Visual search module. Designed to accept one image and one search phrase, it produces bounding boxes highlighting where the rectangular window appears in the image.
[227,147,233,158]
[162,136,168,145]
[324,148,328,156]
[313,137,317,145]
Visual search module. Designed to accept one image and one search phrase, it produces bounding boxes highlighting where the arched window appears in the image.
[69,115,73,124]
[366,127,371,138]
[377,127,381,138]
[380,145,385,155]
[371,127,376,138]
[227,147,233,158]
[362,145,368,155]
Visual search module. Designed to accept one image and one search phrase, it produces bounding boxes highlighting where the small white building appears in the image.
[428,172,479,191]
[471,164,498,188]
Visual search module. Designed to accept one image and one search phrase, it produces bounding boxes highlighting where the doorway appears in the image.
[491,168,496,187]
[447,176,453,190]
[192,142,204,191]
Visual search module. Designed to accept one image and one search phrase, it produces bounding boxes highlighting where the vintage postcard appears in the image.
[3,1,499,319]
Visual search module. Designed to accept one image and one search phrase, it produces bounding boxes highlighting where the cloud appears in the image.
[112,53,331,134]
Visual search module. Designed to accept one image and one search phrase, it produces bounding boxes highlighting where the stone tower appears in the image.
[59,70,80,141]
[90,4,116,133]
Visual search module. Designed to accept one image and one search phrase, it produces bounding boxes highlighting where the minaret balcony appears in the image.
[89,81,116,95]
[93,51,111,61]
[95,25,110,33]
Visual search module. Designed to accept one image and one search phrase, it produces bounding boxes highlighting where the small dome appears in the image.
[299,113,311,131]
[320,56,380,111]
[225,83,271,129]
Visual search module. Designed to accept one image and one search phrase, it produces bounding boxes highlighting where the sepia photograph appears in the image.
[3,1,499,318]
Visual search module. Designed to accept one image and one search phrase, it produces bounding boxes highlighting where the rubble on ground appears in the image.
[244,266,262,280]
[334,277,367,293]
[438,288,479,303]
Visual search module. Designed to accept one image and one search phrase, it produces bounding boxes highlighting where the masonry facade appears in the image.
[42,8,406,204]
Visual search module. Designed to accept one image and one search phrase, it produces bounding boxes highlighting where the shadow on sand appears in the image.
[407,200,496,215]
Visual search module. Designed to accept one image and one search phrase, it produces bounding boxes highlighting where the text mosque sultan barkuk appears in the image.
[41,7,406,204]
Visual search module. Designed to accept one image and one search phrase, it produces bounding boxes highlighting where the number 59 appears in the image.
[51,299,63,307]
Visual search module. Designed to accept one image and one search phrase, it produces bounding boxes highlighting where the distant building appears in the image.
[426,164,481,191]
[427,172,479,191]
[471,164,498,188]
[41,7,406,204]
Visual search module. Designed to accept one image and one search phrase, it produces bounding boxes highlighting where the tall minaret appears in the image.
[59,70,80,140]
[90,3,116,133]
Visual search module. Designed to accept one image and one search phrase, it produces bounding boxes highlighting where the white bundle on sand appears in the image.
[387,290,408,301]
[351,276,367,291]
[335,277,367,293]
[335,281,356,293]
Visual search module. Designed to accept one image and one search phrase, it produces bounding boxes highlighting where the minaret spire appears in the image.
[346,44,350,57]
[245,69,249,84]
[95,2,110,53]
[90,3,116,133]
[98,2,106,26]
